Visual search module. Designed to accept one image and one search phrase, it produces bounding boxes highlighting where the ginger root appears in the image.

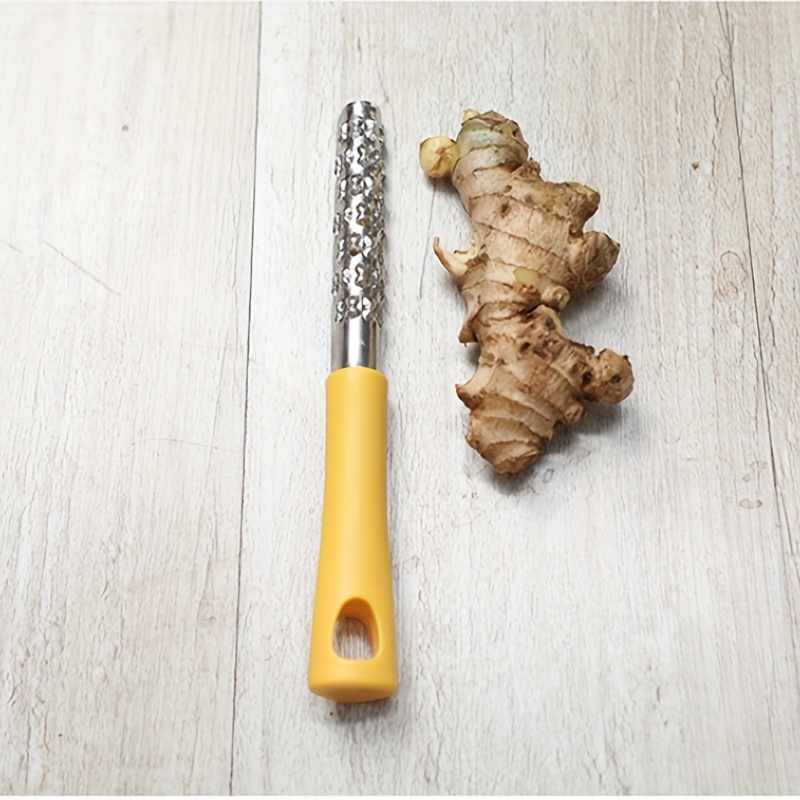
[420,110,633,474]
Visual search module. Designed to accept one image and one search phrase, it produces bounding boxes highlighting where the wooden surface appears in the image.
[1,2,798,794]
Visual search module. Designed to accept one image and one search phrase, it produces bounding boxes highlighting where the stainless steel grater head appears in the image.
[331,101,386,372]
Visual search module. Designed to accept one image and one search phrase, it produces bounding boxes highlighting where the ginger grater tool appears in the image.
[307,101,398,703]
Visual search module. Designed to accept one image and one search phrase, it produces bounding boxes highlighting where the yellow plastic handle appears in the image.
[308,366,398,703]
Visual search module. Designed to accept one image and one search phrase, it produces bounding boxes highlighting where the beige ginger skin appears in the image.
[420,110,633,474]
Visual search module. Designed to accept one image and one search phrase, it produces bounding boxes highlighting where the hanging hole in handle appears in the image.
[333,599,378,660]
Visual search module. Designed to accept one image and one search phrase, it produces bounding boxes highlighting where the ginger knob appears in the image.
[421,110,633,474]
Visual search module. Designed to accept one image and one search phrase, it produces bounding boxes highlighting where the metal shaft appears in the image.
[331,101,386,372]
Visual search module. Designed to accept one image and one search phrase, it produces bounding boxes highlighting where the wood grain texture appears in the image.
[0,3,259,793]
[2,2,799,795]
[234,2,800,794]
[731,3,800,783]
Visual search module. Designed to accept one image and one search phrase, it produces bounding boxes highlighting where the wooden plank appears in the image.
[235,2,800,793]
[0,4,259,793]
[730,4,800,789]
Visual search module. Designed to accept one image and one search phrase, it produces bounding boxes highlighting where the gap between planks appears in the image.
[229,3,264,794]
